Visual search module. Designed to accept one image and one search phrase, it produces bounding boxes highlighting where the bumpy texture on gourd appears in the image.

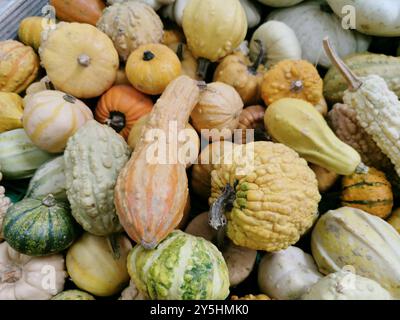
[0,171,11,241]
[311,207,400,299]
[127,230,230,300]
[97,1,164,61]
[231,294,271,300]
[209,141,321,252]
[64,120,131,236]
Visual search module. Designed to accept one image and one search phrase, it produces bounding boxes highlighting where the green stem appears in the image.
[197,58,211,80]
[248,39,265,74]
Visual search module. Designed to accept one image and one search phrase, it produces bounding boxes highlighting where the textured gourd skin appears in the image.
[52,290,95,300]
[97,2,164,61]
[209,141,321,252]
[302,270,392,300]
[119,280,147,300]
[231,294,271,300]
[265,98,362,175]
[64,120,131,236]
[324,53,400,103]
[311,207,400,299]
[127,230,230,300]
[0,93,23,134]
[0,40,39,94]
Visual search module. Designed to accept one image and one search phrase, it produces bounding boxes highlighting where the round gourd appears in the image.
[95,85,153,140]
[114,68,131,86]
[40,22,119,99]
[64,120,131,236]
[239,0,261,28]
[191,82,244,140]
[0,242,66,300]
[97,1,164,61]
[23,90,94,153]
[127,230,230,300]
[249,21,302,68]
[107,0,174,10]
[0,129,55,180]
[341,167,393,219]
[25,156,67,202]
[257,0,304,7]
[3,194,79,256]
[66,233,132,297]
[0,40,39,94]
[0,92,23,134]
[311,207,400,299]
[50,0,105,25]
[209,141,321,252]
[309,164,339,193]
[52,290,95,300]
[388,208,400,234]
[302,270,393,300]
[258,246,322,300]
[126,44,182,95]
[25,76,53,97]
[18,17,50,51]
[168,43,200,80]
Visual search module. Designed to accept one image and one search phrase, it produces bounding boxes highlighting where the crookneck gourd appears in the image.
[114,76,201,249]
[323,38,400,178]
[208,141,321,252]
[64,120,131,236]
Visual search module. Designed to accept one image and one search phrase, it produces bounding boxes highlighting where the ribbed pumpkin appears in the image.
[237,105,267,144]
[50,0,105,25]
[127,230,230,300]
[52,290,95,300]
[18,17,50,51]
[66,232,132,297]
[0,40,39,94]
[40,22,119,99]
[115,76,201,249]
[0,92,24,134]
[191,82,244,140]
[209,141,321,252]
[3,194,79,256]
[0,129,55,180]
[311,207,400,299]
[23,90,93,153]
[64,120,131,236]
[341,168,393,219]
[97,1,164,61]
[95,85,153,140]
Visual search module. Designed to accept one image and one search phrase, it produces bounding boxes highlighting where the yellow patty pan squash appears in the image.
[209,141,321,252]
[0,93,23,133]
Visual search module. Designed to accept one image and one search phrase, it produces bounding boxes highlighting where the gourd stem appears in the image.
[143,51,155,61]
[44,79,54,90]
[106,111,126,133]
[42,194,56,207]
[208,183,236,231]
[197,58,211,80]
[196,81,207,91]
[108,234,121,260]
[290,80,304,93]
[77,54,91,67]
[355,162,369,174]
[249,39,265,75]
[176,43,184,61]
[323,38,362,92]
[63,94,76,104]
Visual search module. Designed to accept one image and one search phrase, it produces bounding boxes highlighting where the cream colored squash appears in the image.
[249,20,302,67]
[311,207,400,299]
[0,242,66,300]
[258,246,322,300]
[23,90,93,153]
[25,76,53,97]
[257,0,304,7]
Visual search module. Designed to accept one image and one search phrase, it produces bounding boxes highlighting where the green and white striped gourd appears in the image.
[25,156,66,201]
[127,230,230,300]
[324,53,400,103]
[64,120,131,236]
[0,129,55,180]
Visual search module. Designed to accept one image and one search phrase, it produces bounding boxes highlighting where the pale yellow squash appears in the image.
[0,93,24,133]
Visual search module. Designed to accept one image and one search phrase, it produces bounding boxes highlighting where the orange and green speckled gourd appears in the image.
[208,141,321,252]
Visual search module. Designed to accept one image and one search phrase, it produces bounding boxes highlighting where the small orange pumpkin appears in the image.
[126,43,182,95]
[50,0,105,25]
[95,85,153,140]
[261,59,327,115]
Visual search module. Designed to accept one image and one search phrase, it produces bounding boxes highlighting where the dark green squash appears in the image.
[3,194,80,256]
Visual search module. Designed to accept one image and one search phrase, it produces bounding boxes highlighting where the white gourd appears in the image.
[239,0,261,28]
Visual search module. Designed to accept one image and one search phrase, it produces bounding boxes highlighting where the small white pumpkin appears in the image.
[327,0,400,37]
[249,20,302,67]
[267,0,371,68]
[302,270,393,300]
[258,246,323,300]
[257,0,304,7]
[0,241,66,300]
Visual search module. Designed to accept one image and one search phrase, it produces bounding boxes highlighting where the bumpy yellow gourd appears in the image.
[0,93,23,133]
[264,98,363,175]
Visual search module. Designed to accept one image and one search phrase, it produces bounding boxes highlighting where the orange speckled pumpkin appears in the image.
[95,85,153,140]
[50,0,105,25]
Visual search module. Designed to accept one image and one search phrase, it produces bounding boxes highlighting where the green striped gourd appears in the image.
[64,120,131,236]
[25,156,67,201]
[127,230,230,300]
[52,290,95,300]
[3,194,79,256]
[324,53,400,103]
[0,129,55,180]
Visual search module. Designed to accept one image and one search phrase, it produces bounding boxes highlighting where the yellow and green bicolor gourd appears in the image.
[127,230,230,300]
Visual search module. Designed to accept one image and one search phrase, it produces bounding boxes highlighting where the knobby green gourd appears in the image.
[127,230,230,300]
[25,156,67,201]
[64,120,131,236]
[3,194,79,256]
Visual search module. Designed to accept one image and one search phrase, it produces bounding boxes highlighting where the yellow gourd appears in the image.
[18,17,51,51]
[264,98,364,175]
[0,93,24,133]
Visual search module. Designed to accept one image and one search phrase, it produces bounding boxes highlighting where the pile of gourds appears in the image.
[0,0,400,300]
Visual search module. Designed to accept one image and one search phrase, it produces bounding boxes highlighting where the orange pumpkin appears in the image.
[50,0,105,25]
[95,85,153,140]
